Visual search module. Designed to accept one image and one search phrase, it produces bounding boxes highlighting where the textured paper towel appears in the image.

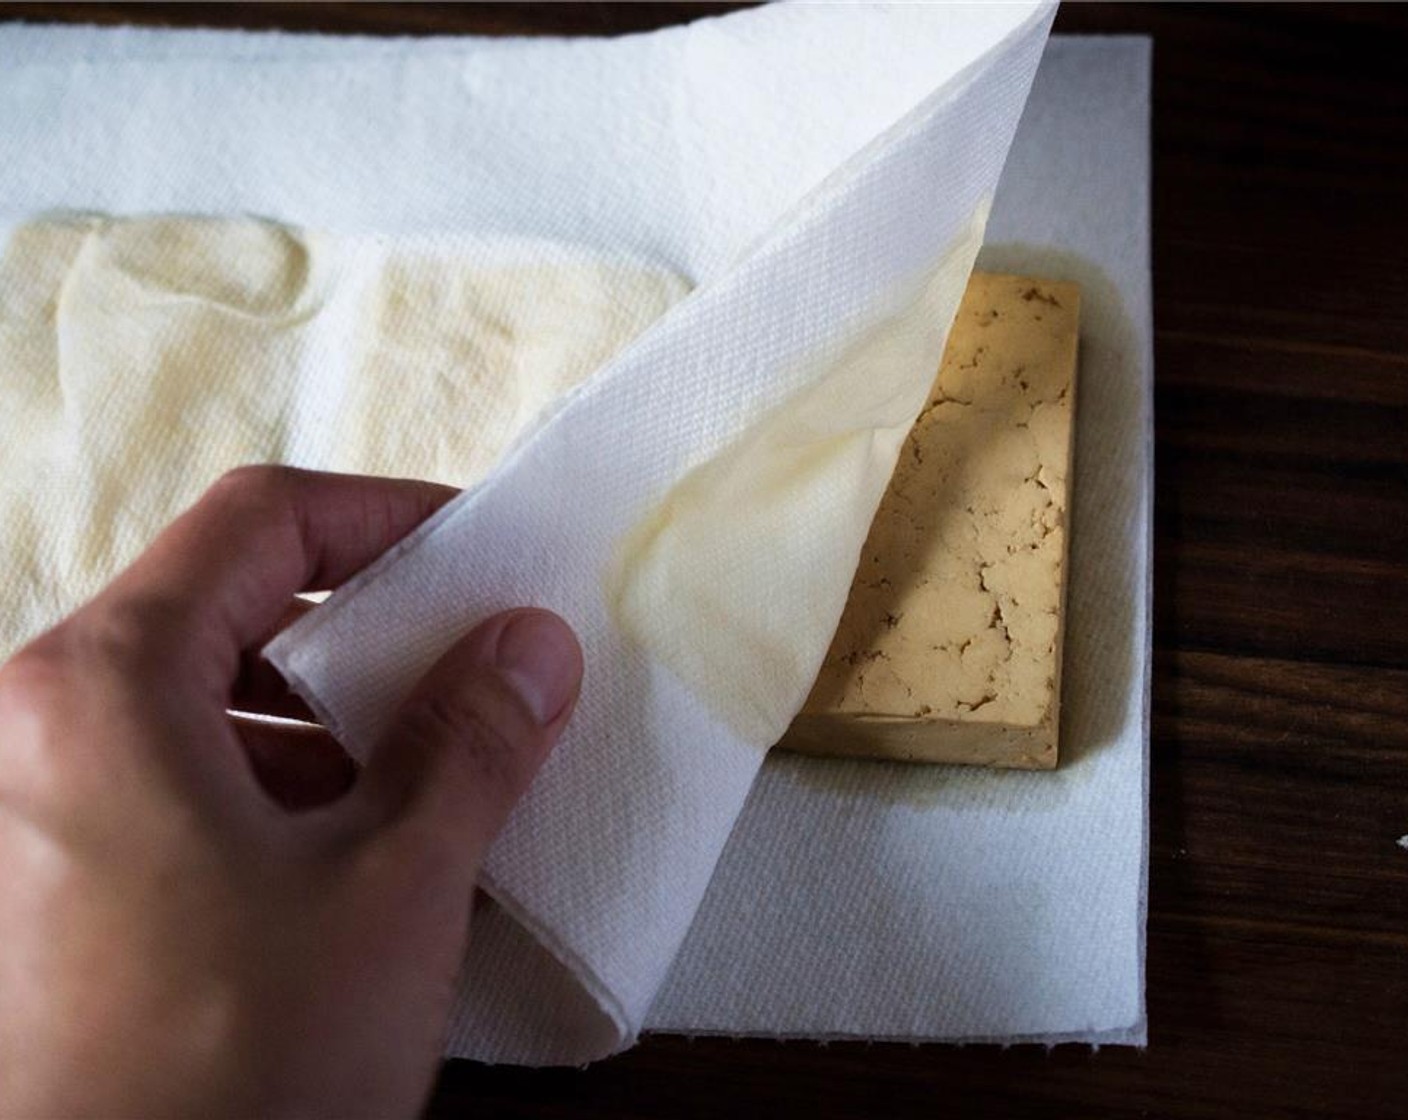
[0,219,691,659]
[0,4,1148,1063]
[648,36,1153,1044]
[263,9,1054,1064]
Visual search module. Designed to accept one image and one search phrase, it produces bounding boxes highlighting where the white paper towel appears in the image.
[0,3,1149,1064]
[649,36,1153,1044]
[264,6,1055,1064]
[653,43,1148,1048]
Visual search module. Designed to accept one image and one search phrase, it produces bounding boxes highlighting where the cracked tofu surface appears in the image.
[784,272,1079,769]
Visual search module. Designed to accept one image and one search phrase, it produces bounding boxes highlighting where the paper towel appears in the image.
[0,216,696,659]
[0,3,1149,1063]
[265,6,1054,1064]
[649,37,1152,1044]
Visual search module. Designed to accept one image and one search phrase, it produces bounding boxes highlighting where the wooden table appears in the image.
[8,4,1405,1116]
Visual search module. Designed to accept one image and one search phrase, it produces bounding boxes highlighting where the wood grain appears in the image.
[6,3,1405,1117]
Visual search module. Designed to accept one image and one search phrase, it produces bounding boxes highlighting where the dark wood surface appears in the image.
[6,3,1405,1117]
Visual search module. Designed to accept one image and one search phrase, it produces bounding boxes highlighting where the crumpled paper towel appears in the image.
[0,2,1150,1064]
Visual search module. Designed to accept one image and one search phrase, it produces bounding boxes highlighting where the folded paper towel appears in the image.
[266,5,1055,1063]
[0,3,1149,1064]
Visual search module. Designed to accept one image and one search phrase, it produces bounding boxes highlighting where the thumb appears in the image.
[353,608,583,876]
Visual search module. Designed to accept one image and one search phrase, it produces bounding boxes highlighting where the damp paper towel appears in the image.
[0,3,1150,1062]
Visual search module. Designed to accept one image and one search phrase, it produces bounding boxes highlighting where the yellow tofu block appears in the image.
[781,272,1079,769]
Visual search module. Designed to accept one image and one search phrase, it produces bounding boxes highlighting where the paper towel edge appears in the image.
[477,870,634,1049]
[1133,29,1155,1053]
[645,1022,1148,1049]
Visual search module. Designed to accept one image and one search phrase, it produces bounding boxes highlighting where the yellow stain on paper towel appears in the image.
[0,215,688,657]
[610,203,990,748]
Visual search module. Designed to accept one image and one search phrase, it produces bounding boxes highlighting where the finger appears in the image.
[86,466,458,683]
[230,659,319,722]
[350,609,582,880]
[231,598,318,720]
[232,715,355,810]
[253,595,318,646]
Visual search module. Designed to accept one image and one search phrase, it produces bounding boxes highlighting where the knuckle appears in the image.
[0,644,83,807]
[0,642,67,723]
[69,595,193,672]
[210,463,286,505]
[0,630,210,832]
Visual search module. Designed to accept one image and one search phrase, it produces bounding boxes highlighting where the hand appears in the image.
[0,466,583,1119]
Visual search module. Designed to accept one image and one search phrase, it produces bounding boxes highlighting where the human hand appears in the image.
[0,466,583,1119]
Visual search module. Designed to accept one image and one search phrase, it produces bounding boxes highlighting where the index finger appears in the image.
[88,466,458,679]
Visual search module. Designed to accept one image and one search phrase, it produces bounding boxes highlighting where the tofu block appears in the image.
[781,272,1079,769]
